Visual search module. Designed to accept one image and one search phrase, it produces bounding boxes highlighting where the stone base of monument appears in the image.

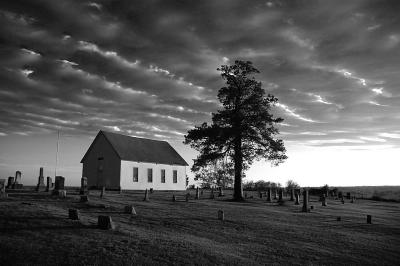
[53,190,67,197]
[80,195,89,202]
[124,205,136,215]
[68,209,80,220]
[98,215,115,230]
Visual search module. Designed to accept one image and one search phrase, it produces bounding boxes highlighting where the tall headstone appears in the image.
[302,189,309,212]
[195,187,200,200]
[6,176,14,189]
[278,189,284,202]
[12,171,23,189]
[143,189,149,201]
[259,191,263,199]
[218,187,224,197]
[290,189,294,201]
[46,177,52,192]
[266,187,272,202]
[294,193,300,205]
[80,177,88,195]
[36,167,45,191]
[367,215,372,224]
[273,189,278,200]
[322,195,327,206]
[172,194,177,202]
[0,179,7,197]
[98,215,115,230]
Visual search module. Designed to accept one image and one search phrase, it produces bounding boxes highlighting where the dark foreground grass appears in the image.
[0,189,399,266]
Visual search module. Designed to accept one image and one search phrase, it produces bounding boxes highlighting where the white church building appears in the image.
[81,131,188,190]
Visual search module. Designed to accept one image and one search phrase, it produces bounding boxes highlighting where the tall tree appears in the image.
[184,60,287,201]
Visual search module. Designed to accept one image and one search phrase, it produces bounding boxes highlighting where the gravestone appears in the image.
[0,179,7,197]
[100,186,106,198]
[273,189,278,200]
[218,187,224,197]
[350,196,355,203]
[295,193,300,205]
[98,215,115,230]
[346,192,351,199]
[12,171,23,189]
[36,167,46,191]
[337,216,341,221]
[172,195,177,202]
[46,177,52,192]
[259,191,263,199]
[302,189,309,212]
[54,176,65,190]
[186,193,190,202]
[68,209,80,220]
[367,215,372,224]
[310,205,314,210]
[150,188,154,194]
[278,189,284,202]
[53,176,66,196]
[6,176,14,189]
[80,195,89,202]
[80,177,88,195]
[341,197,345,204]
[143,189,149,201]
[290,189,294,201]
[124,205,136,215]
[210,188,215,199]
[322,195,327,206]
[195,187,200,200]
[200,189,204,196]
[217,210,224,221]
[266,187,272,202]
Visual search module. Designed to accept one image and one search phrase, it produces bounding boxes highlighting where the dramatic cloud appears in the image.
[0,0,399,149]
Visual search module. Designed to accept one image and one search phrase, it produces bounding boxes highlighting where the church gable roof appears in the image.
[81,131,188,166]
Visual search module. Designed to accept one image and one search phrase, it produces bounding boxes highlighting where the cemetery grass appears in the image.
[0,189,399,266]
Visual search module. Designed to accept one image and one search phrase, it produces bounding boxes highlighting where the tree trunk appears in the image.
[233,137,244,201]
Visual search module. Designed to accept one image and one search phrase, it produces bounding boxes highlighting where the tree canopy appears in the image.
[184,60,287,200]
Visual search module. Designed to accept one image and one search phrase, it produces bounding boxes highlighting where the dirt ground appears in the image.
[0,189,399,265]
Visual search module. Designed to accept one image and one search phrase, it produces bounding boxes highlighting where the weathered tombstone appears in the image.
[259,191,263,199]
[322,195,327,206]
[100,186,105,198]
[143,189,149,201]
[217,210,224,221]
[46,177,52,192]
[149,188,154,194]
[6,176,14,189]
[35,167,45,191]
[68,209,80,220]
[273,189,278,200]
[302,189,309,212]
[12,171,23,189]
[210,188,215,199]
[350,196,355,203]
[310,205,314,210]
[295,193,300,205]
[80,195,89,202]
[80,177,88,195]
[278,189,284,202]
[54,176,65,190]
[195,187,200,200]
[367,215,372,224]
[124,205,136,215]
[290,189,294,201]
[98,215,115,230]
[266,187,272,202]
[346,192,351,200]
[341,197,345,204]
[218,187,224,197]
[337,216,341,221]
[0,179,7,197]
[172,194,177,202]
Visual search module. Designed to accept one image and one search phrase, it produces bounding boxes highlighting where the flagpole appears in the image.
[55,130,60,177]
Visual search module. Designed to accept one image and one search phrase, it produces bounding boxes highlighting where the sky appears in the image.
[0,0,399,187]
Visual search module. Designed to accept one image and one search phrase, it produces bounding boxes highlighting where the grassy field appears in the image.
[335,186,400,201]
[0,188,399,265]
